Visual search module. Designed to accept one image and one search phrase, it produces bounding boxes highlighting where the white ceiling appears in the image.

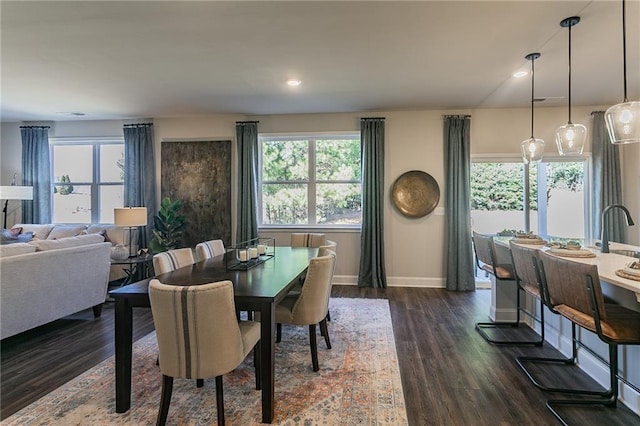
[1,1,639,122]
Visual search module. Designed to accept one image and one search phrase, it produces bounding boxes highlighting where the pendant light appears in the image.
[605,0,640,144]
[556,16,587,155]
[521,53,544,164]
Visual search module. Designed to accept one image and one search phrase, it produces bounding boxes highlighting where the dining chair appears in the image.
[290,232,327,248]
[152,247,196,275]
[538,251,640,424]
[275,250,336,372]
[473,232,537,345]
[149,279,261,426]
[195,239,225,261]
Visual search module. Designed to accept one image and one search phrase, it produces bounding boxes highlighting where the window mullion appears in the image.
[308,138,316,225]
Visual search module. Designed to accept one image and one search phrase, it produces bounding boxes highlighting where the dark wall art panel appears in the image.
[160,141,232,249]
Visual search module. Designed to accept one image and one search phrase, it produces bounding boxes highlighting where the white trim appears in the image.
[49,136,124,144]
[333,275,446,288]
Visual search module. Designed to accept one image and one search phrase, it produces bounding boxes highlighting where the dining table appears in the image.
[108,246,318,423]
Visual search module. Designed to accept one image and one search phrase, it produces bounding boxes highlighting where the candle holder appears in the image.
[225,237,275,271]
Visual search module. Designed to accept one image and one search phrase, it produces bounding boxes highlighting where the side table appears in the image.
[110,253,154,286]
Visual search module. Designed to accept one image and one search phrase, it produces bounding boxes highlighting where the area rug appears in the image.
[2,298,407,425]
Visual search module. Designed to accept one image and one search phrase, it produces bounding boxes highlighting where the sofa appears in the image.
[0,232,112,339]
[0,223,137,339]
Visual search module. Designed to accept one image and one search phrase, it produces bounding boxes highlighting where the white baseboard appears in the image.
[332,275,446,288]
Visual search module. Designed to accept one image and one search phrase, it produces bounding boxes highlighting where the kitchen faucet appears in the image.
[600,204,635,253]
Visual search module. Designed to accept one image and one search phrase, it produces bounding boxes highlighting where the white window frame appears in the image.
[49,137,125,224]
[258,132,362,229]
[470,153,592,239]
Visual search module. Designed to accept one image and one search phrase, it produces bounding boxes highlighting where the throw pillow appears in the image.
[47,224,88,240]
[1,228,22,241]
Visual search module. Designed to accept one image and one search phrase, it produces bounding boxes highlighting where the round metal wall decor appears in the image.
[391,170,440,218]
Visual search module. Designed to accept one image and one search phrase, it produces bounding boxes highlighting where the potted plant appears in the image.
[149,197,185,253]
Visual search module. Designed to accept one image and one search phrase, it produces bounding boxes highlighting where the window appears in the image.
[50,138,124,224]
[470,157,589,239]
[259,133,361,227]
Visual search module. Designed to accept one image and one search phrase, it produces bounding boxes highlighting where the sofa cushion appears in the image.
[86,224,127,245]
[12,224,54,240]
[0,242,37,258]
[29,233,105,251]
[47,224,88,240]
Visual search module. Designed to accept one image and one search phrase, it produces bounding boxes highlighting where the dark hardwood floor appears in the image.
[2,286,638,425]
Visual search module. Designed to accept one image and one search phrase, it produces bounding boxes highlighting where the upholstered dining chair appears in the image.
[152,247,196,275]
[290,232,327,248]
[473,232,537,345]
[275,250,336,372]
[149,279,261,425]
[538,251,640,424]
[195,239,226,261]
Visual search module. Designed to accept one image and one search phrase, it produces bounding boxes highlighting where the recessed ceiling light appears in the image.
[513,71,528,78]
[286,79,302,87]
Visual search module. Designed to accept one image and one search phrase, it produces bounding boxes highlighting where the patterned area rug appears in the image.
[3,298,407,425]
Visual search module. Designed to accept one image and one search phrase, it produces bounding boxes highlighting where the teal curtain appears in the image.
[358,118,387,288]
[443,116,475,291]
[591,111,625,243]
[123,123,156,248]
[21,126,51,224]
[236,121,259,244]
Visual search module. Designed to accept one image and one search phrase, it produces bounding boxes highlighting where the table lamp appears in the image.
[114,207,147,257]
[1,185,34,229]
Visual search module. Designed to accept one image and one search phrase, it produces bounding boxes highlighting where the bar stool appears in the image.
[511,242,582,392]
[473,232,539,345]
[538,251,640,425]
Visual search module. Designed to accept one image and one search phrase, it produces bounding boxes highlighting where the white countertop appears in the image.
[499,239,640,302]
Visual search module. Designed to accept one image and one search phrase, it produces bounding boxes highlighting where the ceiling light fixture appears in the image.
[605,0,640,144]
[555,16,586,156]
[513,71,528,78]
[521,53,544,164]
[286,79,302,87]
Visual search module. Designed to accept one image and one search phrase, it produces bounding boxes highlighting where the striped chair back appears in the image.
[153,248,195,275]
[195,239,225,261]
[149,280,249,379]
[291,233,326,248]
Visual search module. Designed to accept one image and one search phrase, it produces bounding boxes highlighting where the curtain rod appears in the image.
[123,123,153,127]
[361,117,385,120]
[442,115,471,119]
[236,121,259,124]
[20,125,50,129]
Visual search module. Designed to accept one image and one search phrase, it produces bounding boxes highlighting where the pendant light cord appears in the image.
[568,21,573,124]
[530,57,535,138]
[622,0,628,102]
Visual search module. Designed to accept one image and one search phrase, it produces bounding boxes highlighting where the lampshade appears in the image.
[555,16,586,156]
[114,207,147,226]
[521,138,545,164]
[0,186,34,200]
[606,0,640,144]
[521,52,544,164]
[605,101,640,144]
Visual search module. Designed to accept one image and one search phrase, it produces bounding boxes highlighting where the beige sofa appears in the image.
[0,233,112,339]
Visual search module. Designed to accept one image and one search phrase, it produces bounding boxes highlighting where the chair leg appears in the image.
[309,324,319,372]
[215,375,225,425]
[475,284,543,346]
[196,379,204,388]
[546,344,619,425]
[276,323,282,343]
[319,318,331,349]
[327,310,331,322]
[157,375,173,426]
[254,341,262,390]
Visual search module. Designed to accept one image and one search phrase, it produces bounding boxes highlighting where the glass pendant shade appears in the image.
[555,123,587,155]
[605,101,640,144]
[521,137,544,164]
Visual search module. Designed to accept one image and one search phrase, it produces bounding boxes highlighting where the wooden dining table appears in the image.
[109,246,318,423]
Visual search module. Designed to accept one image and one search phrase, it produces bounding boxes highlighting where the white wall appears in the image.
[2,105,638,278]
